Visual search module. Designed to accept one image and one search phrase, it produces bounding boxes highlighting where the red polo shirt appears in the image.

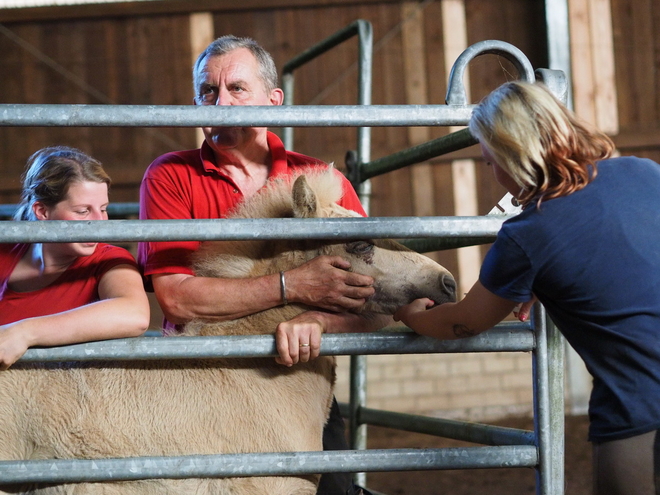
[0,243,137,325]
[138,132,365,279]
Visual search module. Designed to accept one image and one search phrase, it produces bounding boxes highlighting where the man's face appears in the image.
[194,48,283,152]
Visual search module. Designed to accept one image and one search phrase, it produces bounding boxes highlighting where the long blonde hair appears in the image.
[468,81,614,206]
[14,146,110,221]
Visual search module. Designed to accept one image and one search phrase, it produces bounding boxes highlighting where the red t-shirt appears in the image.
[138,131,366,278]
[0,243,137,325]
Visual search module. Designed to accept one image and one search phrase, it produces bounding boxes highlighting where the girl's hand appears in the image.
[393,298,435,326]
[513,296,537,322]
[0,324,30,371]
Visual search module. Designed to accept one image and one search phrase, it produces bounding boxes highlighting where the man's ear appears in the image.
[32,201,49,220]
[270,88,284,106]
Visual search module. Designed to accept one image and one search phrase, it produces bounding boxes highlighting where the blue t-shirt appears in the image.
[480,156,660,443]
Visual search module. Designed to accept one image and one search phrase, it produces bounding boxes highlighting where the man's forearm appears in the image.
[153,272,283,324]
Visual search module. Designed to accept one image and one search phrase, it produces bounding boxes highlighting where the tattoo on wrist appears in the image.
[453,324,477,338]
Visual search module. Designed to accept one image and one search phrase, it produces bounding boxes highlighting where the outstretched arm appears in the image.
[0,264,150,370]
[394,281,518,340]
[152,255,376,324]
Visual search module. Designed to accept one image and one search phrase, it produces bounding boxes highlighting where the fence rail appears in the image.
[0,446,538,484]
[17,325,534,363]
[0,216,507,243]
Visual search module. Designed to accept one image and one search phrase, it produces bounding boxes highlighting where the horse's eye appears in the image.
[345,241,374,255]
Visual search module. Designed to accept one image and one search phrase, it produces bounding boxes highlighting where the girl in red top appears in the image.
[0,146,149,370]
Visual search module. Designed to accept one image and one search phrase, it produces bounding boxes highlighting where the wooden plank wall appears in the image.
[0,14,197,205]
[1,0,657,223]
[610,0,660,161]
[0,0,549,284]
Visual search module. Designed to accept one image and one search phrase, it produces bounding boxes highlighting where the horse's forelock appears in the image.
[194,167,347,279]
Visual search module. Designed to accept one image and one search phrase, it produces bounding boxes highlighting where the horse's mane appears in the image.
[229,166,345,220]
[193,167,352,280]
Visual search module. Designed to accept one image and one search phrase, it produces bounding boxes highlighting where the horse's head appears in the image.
[289,173,456,313]
[194,169,456,318]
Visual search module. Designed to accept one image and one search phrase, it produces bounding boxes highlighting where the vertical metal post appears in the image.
[282,72,295,150]
[539,10,570,488]
[532,304,550,495]
[544,0,573,108]
[349,20,373,489]
[532,303,563,494]
[354,20,373,211]
[280,21,375,487]
[546,314,565,495]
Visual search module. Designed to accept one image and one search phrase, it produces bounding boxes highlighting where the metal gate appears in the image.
[0,24,566,495]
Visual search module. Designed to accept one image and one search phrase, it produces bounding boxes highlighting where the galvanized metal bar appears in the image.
[0,216,507,244]
[344,407,536,447]
[0,104,473,127]
[546,315,566,494]
[16,326,534,364]
[0,446,538,484]
[281,74,295,149]
[355,19,373,206]
[349,354,368,451]
[352,20,373,488]
[544,0,573,109]
[533,304,552,495]
[359,128,477,181]
[542,6,571,490]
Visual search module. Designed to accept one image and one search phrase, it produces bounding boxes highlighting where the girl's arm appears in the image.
[394,281,518,340]
[0,264,150,370]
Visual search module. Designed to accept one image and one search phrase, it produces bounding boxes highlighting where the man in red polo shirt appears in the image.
[138,35,381,495]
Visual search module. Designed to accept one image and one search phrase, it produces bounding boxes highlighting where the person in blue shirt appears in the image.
[395,80,660,495]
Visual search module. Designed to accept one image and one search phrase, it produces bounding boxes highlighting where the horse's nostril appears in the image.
[442,274,457,298]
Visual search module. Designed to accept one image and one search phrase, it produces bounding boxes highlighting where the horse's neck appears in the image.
[185,303,309,337]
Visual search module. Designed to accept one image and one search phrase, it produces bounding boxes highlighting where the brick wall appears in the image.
[334,352,535,421]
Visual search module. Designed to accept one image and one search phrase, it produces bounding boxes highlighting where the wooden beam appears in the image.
[189,12,214,147]
[401,2,435,218]
[442,0,480,297]
[568,0,618,134]
[0,0,402,23]
[612,128,660,150]
[588,0,618,134]
[568,0,597,125]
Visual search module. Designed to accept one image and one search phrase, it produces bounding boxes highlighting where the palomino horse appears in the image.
[0,170,456,495]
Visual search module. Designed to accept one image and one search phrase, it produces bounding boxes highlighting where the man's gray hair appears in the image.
[193,35,279,94]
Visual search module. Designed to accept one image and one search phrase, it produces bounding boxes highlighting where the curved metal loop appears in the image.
[446,40,535,106]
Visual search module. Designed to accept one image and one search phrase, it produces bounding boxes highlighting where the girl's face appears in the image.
[33,180,109,258]
[480,143,520,198]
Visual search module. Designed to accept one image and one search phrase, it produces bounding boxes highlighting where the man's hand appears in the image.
[275,311,328,366]
[284,256,375,312]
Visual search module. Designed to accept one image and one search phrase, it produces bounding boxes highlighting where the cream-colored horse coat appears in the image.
[0,170,456,495]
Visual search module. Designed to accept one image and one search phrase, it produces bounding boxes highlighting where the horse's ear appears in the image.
[292,175,319,218]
